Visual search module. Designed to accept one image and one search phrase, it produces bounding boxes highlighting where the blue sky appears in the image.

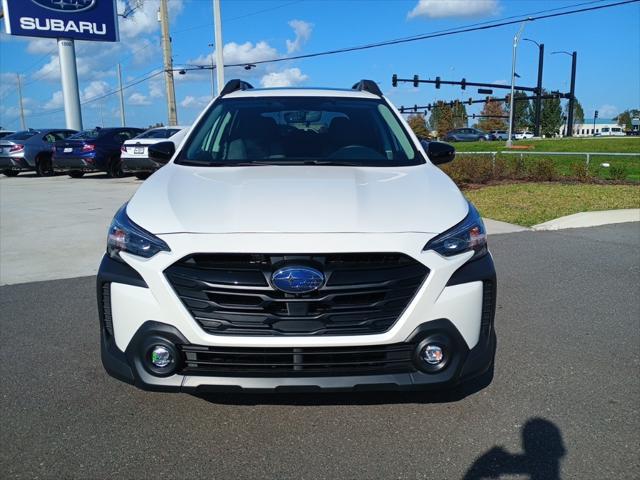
[1,0,639,130]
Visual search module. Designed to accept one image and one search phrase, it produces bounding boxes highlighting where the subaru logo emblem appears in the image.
[31,0,97,12]
[272,266,324,294]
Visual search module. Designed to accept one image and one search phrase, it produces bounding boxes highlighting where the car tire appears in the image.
[36,155,54,177]
[2,170,19,177]
[68,171,85,178]
[135,172,151,180]
[478,137,486,142]
[108,157,125,178]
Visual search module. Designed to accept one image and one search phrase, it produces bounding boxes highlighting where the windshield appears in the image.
[5,131,38,140]
[136,128,180,139]
[178,97,422,167]
[69,129,102,140]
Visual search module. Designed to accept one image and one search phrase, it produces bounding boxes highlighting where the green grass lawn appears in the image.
[465,183,640,227]
[453,136,640,153]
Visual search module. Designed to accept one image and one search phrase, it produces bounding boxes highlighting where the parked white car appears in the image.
[121,126,189,179]
[595,127,625,137]
[513,131,534,140]
[98,79,496,394]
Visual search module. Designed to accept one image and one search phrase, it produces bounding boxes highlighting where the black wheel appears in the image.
[2,170,19,177]
[135,172,151,180]
[108,158,125,178]
[36,155,54,177]
[68,171,85,178]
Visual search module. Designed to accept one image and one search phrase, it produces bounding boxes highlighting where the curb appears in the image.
[531,209,640,231]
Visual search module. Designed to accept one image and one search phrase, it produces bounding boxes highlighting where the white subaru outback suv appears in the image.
[98,79,496,393]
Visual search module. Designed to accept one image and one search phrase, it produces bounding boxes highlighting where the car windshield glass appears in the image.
[136,129,178,139]
[69,129,101,140]
[178,97,422,167]
[5,131,37,140]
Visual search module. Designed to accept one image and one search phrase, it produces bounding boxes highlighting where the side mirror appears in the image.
[147,141,175,164]
[422,140,455,166]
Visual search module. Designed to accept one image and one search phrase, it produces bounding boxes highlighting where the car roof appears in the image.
[223,87,380,100]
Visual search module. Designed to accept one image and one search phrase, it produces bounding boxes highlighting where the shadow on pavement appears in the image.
[191,363,494,406]
[463,418,566,480]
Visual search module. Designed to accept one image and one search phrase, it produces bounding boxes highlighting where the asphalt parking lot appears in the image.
[0,175,639,479]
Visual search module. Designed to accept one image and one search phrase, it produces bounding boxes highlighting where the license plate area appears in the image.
[134,147,144,154]
[64,147,73,153]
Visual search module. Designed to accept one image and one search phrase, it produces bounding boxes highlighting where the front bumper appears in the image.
[53,156,99,172]
[0,156,30,171]
[98,231,497,392]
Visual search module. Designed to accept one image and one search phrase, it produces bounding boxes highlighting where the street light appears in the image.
[506,21,529,148]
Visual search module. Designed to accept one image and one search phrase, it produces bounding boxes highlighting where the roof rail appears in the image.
[352,79,383,97]
[220,79,254,96]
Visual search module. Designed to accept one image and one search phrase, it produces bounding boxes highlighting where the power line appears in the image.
[176,0,638,70]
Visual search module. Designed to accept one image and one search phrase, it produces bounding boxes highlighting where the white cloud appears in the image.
[286,20,313,54]
[44,91,64,110]
[81,80,110,103]
[180,95,211,109]
[260,68,308,88]
[129,92,151,106]
[598,104,618,119]
[116,0,183,40]
[408,0,500,19]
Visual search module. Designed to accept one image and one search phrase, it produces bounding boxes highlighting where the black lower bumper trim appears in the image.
[121,157,161,173]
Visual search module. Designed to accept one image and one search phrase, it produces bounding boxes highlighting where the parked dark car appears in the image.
[444,128,491,142]
[25,129,78,176]
[0,130,16,139]
[0,130,41,176]
[52,127,144,178]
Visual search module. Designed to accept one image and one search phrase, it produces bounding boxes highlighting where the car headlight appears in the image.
[424,201,487,259]
[107,203,170,261]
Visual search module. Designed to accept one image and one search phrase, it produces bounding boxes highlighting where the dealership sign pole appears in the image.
[2,0,119,131]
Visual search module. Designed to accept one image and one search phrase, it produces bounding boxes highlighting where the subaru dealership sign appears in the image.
[2,0,119,42]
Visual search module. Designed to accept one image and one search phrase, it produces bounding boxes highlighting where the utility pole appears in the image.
[117,63,126,127]
[16,73,26,130]
[159,0,178,125]
[213,0,225,95]
[57,38,83,131]
[208,43,216,97]
[566,51,577,137]
[506,22,527,148]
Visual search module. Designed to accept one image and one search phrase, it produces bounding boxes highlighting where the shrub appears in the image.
[529,158,557,181]
[507,156,528,179]
[609,164,628,181]
[441,155,494,184]
[570,162,592,181]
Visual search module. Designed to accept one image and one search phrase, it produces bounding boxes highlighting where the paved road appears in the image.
[1,223,638,479]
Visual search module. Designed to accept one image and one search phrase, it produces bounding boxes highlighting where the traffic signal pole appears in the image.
[533,43,544,137]
[566,51,577,137]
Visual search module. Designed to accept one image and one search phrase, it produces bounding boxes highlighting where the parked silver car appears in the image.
[0,129,77,176]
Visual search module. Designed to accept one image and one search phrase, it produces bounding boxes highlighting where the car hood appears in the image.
[127,163,468,235]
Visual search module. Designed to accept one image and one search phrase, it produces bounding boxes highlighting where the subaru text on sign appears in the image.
[1,0,119,42]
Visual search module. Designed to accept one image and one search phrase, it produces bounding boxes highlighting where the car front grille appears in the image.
[179,343,417,377]
[165,253,429,336]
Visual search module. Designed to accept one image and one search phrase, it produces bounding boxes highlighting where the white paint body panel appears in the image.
[108,88,485,356]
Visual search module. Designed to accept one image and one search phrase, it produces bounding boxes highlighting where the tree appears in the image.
[511,90,531,131]
[427,101,455,139]
[614,109,640,129]
[477,98,507,131]
[564,98,584,124]
[451,101,468,128]
[540,91,563,137]
[406,113,430,139]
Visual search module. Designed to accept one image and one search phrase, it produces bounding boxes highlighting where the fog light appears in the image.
[422,344,444,365]
[150,345,172,368]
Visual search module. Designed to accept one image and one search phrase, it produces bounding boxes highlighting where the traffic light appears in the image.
[435,76,441,89]
[461,78,466,90]
[468,98,472,105]
[595,110,599,119]
[413,75,419,87]
[392,74,398,87]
